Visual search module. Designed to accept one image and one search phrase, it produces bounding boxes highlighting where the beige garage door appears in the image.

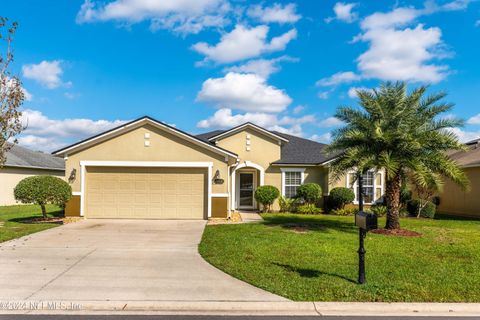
[85,167,206,219]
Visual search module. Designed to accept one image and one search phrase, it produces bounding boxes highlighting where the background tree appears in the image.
[327,82,469,230]
[0,17,24,166]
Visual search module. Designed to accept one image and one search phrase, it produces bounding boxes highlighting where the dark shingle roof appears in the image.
[195,129,339,165]
[447,139,480,167]
[195,130,225,142]
[5,144,65,171]
[270,132,339,165]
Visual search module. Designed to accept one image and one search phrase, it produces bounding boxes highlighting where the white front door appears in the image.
[237,172,256,209]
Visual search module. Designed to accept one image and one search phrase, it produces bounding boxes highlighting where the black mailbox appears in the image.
[355,211,378,231]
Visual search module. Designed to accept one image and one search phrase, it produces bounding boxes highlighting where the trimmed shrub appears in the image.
[370,205,387,217]
[330,207,359,216]
[407,199,436,218]
[278,196,297,213]
[296,183,322,204]
[14,176,72,218]
[254,185,280,213]
[297,203,322,214]
[327,187,355,211]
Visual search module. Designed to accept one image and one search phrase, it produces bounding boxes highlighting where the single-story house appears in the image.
[437,138,480,218]
[0,144,65,205]
[53,116,386,219]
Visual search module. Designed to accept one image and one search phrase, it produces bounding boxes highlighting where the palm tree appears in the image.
[326,82,469,229]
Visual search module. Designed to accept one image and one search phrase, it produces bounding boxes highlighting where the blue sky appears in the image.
[3,0,480,151]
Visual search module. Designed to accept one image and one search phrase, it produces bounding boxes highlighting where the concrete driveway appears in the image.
[0,219,285,302]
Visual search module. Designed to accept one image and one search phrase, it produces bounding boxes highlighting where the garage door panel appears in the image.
[85,167,206,219]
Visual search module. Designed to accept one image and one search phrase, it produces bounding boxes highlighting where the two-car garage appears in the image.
[85,166,207,220]
[55,117,236,220]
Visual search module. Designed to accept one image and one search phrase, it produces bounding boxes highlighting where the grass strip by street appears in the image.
[199,213,480,302]
[0,204,63,243]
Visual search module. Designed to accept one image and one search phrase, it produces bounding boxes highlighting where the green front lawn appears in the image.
[0,204,63,243]
[199,213,480,302]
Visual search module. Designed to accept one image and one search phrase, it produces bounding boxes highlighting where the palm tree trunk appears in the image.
[385,174,401,229]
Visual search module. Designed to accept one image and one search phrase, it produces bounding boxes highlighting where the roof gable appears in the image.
[52,116,237,158]
[207,123,289,143]
[196,128,340,165]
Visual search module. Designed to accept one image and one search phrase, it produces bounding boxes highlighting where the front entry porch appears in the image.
[230,161,265,213]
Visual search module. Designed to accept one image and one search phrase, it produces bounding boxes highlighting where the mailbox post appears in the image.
[355,173,378,284]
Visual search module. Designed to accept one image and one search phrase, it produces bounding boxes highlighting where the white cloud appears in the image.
[64,92,80,100]
[269,124,303,137]
[326,2,358,23]
[318,117,343,128]
[192,25,297,64]
[467,113,480,125]
[22,88,33,101]
[448,127,480,143]
[317,91,331,99]
[441,0,472,11]
[22,60,69,89]
[76,0,229,34]
[223,56,298,79]
[247,3,301,24]
[197,108,276,128]
[310,132,332,143]
[196,72,292,113]
[20,109,126,151]
[17,135,65,152]
[360,7,420,30]
[292,105,305,114]
[355,7,449,83]
[197,108,311,137]
[347,86,374,98]
[316,71,360,87]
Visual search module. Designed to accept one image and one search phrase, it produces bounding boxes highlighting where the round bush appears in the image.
[328,187,355,210]
[407,199,436,218]
[296,183,322,204]
[254,185,279,212]
[14,176,72,218]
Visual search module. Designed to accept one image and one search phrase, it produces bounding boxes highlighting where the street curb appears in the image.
[0,301,479,316]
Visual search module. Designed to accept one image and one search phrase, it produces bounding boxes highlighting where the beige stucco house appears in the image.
[0,144,65,205]
[53,116,386,219]
[437,138,480,218]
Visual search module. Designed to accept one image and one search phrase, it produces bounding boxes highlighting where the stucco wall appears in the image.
[437,167,480,217]
[266,166,329,210]
[0,167,65,205]
[65,124,230,194]
[215,128,282,168]
[215,128,329,211]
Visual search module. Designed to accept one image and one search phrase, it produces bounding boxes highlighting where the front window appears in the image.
[348,171,383,204]
[282,170,304,198]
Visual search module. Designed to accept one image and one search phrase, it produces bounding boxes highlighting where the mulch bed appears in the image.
[18,217,82,225]
[371,228,422,237]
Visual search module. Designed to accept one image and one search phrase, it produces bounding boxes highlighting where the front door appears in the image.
[238,172,255,209]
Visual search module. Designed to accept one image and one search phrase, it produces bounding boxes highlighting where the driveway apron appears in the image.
[0,219,285,301]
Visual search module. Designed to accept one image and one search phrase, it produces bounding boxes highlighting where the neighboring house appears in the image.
[0,144,65,206]
[437,138,480,218]
[53,116,385,219]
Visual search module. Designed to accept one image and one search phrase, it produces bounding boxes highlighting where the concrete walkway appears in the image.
[238,211,263,223]
[0,219,285,302]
